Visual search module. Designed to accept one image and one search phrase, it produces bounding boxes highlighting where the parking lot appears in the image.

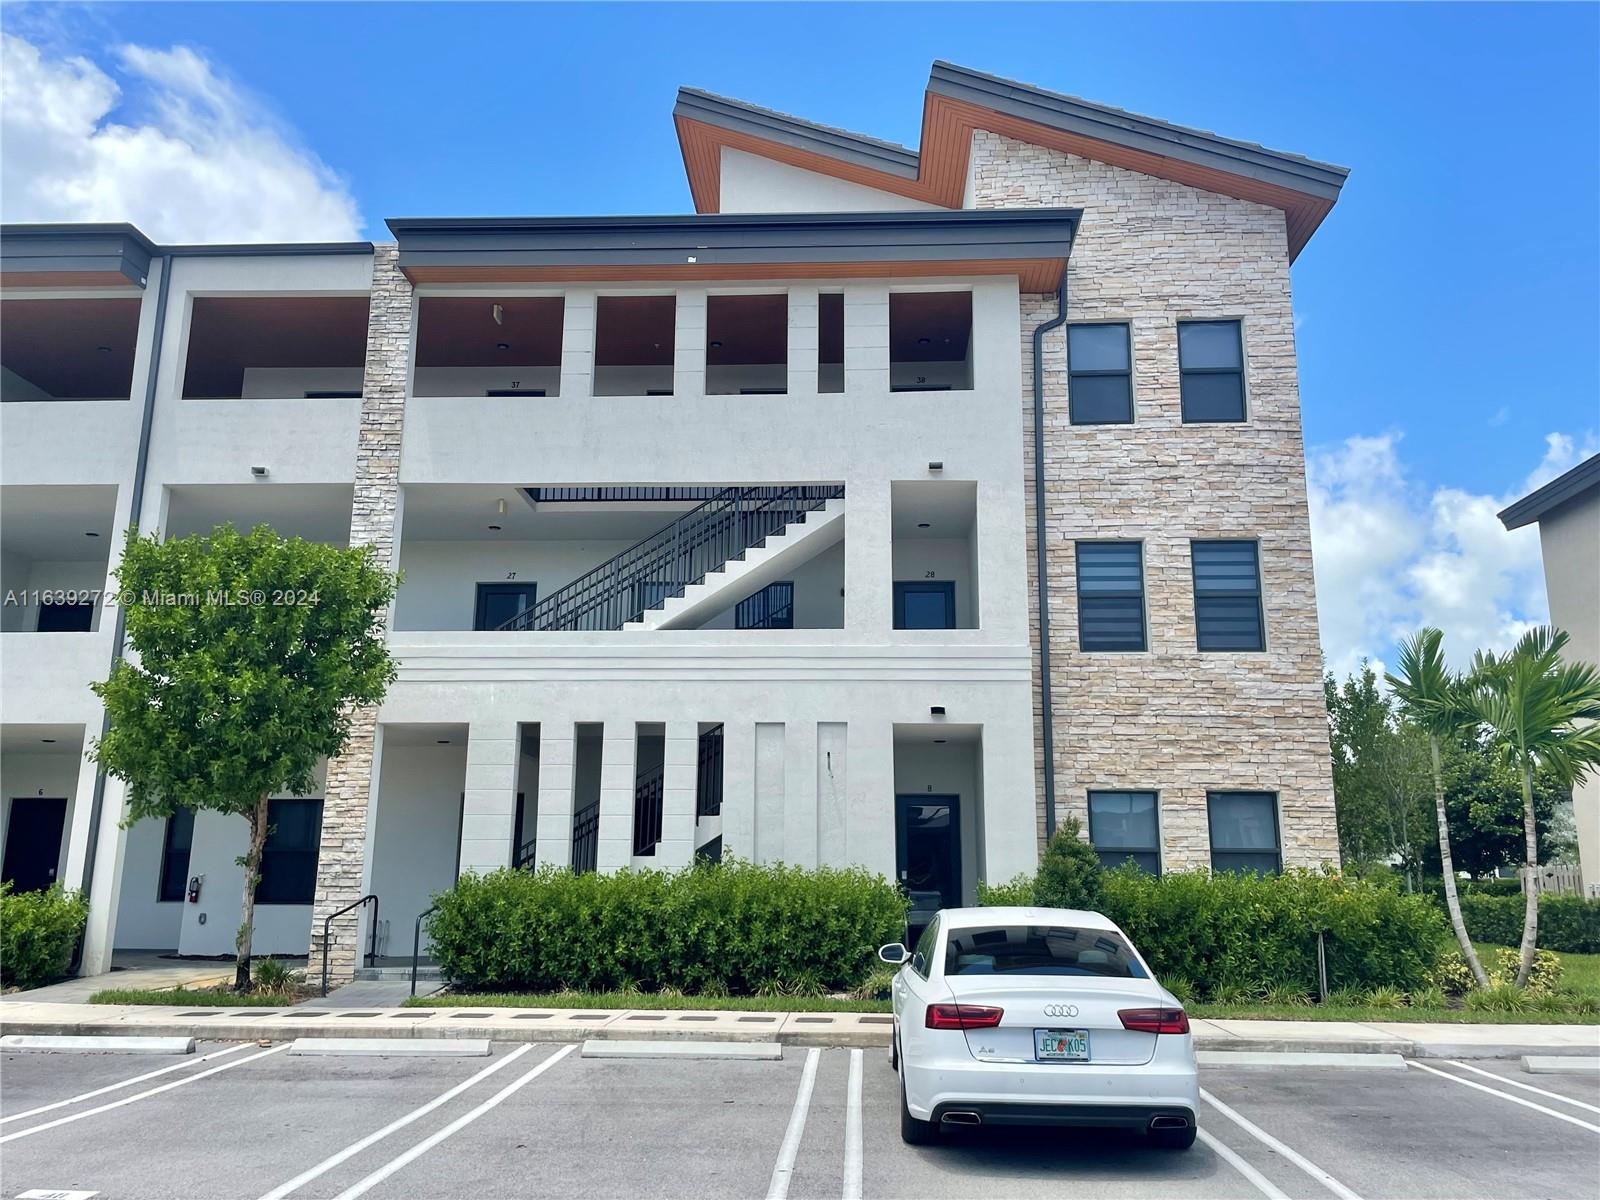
[2,1040,1597,1200]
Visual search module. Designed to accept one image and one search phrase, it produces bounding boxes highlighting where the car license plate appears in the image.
[1034,1028,1089,1061]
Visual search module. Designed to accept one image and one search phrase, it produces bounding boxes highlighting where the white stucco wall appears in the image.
[394,539,635,631]
[112,816,184,949]
[367,742,466,954]
[717,148,941,214]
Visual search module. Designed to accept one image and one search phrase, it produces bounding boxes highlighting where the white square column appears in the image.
[657,722,698,868]
[787,285,820,396]
[843,283,889,398]
[560,289,596,399]
[458,721,519,876]
[596,726,638,873]
[844,477,892,633]
[534,722,576,869]
[673,288,707,399]
[848,722,897,884]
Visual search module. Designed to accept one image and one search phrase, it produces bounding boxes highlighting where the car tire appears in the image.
[899,1070,937,1145]
[1150,1123,1197,1151]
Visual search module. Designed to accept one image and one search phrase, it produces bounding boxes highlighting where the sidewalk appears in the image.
[3,998,1597,1058]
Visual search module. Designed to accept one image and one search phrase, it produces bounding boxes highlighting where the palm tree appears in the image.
[1465,626,1600,987]
[1387,628,1490,988]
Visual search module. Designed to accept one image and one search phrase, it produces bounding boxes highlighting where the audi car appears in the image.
[881,906,1198,1148]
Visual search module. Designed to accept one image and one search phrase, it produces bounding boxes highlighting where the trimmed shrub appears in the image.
[1460,893,1600,954]
[0,883,89,990]
[975,873,1037,906]
[1033,818,1103,910]
[1098,867,1449,999]
[427,860,906,994]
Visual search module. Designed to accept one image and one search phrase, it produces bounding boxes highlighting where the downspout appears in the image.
[1030,258,1071,842]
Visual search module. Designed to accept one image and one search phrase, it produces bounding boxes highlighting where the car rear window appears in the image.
[943,925,1149,978]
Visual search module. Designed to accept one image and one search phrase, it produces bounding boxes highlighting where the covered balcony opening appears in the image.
[1,724,85,896]
[180,296,370,399]
[512,724,542,868]
[0,484,117,632]
[893,723,985,937]
[571,724,603,873]
[694,722,724,862]
[818,292,844,394]
[632,724,666,859]
[706,293,787,395]
[414,296,564,398]
[890,290,973,392]
[890,480,979,630]
[1,298,141,402]
[162,484,354,547]
[593,295,675,396]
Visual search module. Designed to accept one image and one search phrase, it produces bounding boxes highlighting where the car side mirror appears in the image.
[878,942,909,965]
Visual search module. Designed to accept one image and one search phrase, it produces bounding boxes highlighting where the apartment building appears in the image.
[0,63,1345,981]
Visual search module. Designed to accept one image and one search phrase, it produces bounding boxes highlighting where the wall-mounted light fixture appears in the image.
[250,466,269,477]
[928,461,944,472]
[930,706,946,717]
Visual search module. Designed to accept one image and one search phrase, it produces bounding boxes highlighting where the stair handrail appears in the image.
[411,902,440,998]
[320,893,379,997]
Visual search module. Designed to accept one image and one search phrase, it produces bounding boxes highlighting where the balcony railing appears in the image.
[697,725,724,819]
[632,763,665,857]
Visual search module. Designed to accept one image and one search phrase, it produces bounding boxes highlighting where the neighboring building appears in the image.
[0,62,1345,980]
[1499,453,1600,897]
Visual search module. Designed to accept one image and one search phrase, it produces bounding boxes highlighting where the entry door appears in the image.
[895,794,961,916]
[2,797,68,892]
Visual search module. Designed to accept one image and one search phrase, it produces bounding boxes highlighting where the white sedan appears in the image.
[882,906,1198,1148]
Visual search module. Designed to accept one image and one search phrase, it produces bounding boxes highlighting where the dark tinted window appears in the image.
[257,799,323,905]
[1088,791,1160,874]
[1076,542,1145,651]
[1208,791,1280,875]
[1178,320,1244,422]
[158,808,195,902]
[911,915,939,979]
[1068,323,1132,424]
[1192,540,1264,651]
[945,925,1147,978]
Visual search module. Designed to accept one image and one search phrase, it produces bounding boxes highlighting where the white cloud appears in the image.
[0,33,360,242]
[1308,430,1598,682]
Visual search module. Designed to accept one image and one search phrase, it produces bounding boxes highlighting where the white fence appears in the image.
[1521,864,1585,896]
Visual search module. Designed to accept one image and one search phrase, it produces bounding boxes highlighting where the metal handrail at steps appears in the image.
[495,484,844,632]
[320,893,379,996]
[411,902,439,998]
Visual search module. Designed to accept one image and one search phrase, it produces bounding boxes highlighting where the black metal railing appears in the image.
[571,803,600,874]
[320,893,379,996]
[697,725,724,819]
[735,581,795,629]
[497,484,843,632]
[524,486,728,504]
[514,833,538,869]
[410,902,439,998]
[632,763,665,857]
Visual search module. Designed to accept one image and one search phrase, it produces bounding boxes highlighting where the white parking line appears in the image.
[0,1043,289,1143]
[330,1044,576,1200]
[766,1046,821,1200]
[0,1043,252,1125]
[1196,1128,1291,1200]
[1200,1087,1365,1200]
[256,1044,537,1200]
[1436,1059,1600,1115]
[1406,1061,1600,1133]
[842,1049,863,1200]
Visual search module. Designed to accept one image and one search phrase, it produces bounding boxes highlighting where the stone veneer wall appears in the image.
[969,130,1337,870]
[308,243,412,982]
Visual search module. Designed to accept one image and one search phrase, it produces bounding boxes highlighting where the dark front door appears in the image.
[475,582,538,631]
[896,794,961,935]
[893,581,956,629]
[2,797,68,892]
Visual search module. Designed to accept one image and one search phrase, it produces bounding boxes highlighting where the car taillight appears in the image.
[1118,1006,1190,1034]
[925,1003,1004,1030]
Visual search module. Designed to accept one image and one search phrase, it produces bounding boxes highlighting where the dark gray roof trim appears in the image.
[929,62,1349,200]
[1498,454,1600,530]
[162,242,375,257]
[387,209,1079,270]
[0,223,156,286]
[675,87,921,180]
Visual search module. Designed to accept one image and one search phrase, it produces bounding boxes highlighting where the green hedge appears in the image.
[1096,868,1449,999]
[427,861,906,994]
[1460,894,1600,954]
[1,883,89,990]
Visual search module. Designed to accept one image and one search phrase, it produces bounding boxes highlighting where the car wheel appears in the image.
[899,1069,937,1145]
[1150,1123,1197,1151]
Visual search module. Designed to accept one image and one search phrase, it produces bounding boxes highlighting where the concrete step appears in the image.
[354,966,441,982]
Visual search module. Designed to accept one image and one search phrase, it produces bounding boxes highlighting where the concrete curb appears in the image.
[581,1039,783,1060]
[1196,1050,1408,1069]
[288,1037,492,1056]
[0,1034,195,1054]
[1522,1055,1600,1074]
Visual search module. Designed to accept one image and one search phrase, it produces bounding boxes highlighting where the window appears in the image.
[1075,542,1145,652]
[736,581,794,629]
[1068,323,1132,424]
[1207,791,1280,875]
[158,808,195,902]
[1191,540,1265,651]
[1178,320,1244,422]
[257,798,323,905]
[894,581,955,630]
[943,924,1149,978]
[910,914,939,979]
[1087,791,1160,874]
[474,582,537,631]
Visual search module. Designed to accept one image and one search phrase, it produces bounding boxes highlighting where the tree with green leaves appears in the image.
[92,524,397,990]
[1387,629,1489,988]
[1420,735,1572,878]
[1463,626,1600,987]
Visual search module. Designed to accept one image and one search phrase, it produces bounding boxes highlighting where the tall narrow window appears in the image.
[1191,540,1264,651]
[1178,320,1245,422]
[1068,323,1132,424]
[1087,791,1160,874]
[1207,791,1280,875]
[158,808,195,902]
[1075,542,1146,652]
[257,798,323,905]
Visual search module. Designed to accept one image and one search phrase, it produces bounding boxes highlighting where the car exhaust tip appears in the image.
[1148,1116,1189,1131]
[941,1111,982,1126]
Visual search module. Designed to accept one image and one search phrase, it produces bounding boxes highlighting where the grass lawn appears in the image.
[89,986,301,1006]
[404,991,892,1013]
[1474,943,1600,992]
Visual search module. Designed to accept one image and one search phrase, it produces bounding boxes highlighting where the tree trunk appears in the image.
[1515,756,1540,988]
[234,792,271,992]
[1431,736,1490,988]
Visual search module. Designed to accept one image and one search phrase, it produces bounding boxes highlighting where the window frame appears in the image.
[1206,790,1282,876]
[157,807,195,903]
[474,582,538,632]
[1191,539,1266,652]
[1067,321,1134,425]
[1086,789,1161,875]
[1074,541,1147,653]
[1177,319,1246,423]
[256,798,324,906]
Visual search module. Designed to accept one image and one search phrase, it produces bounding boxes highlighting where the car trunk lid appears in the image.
[950,977,1163,1066]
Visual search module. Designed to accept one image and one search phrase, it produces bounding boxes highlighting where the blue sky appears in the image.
[3,2,1597,676]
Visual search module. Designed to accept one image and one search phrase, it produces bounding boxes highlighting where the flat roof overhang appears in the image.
[387,209,1080,291]
[0,223,156,289]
